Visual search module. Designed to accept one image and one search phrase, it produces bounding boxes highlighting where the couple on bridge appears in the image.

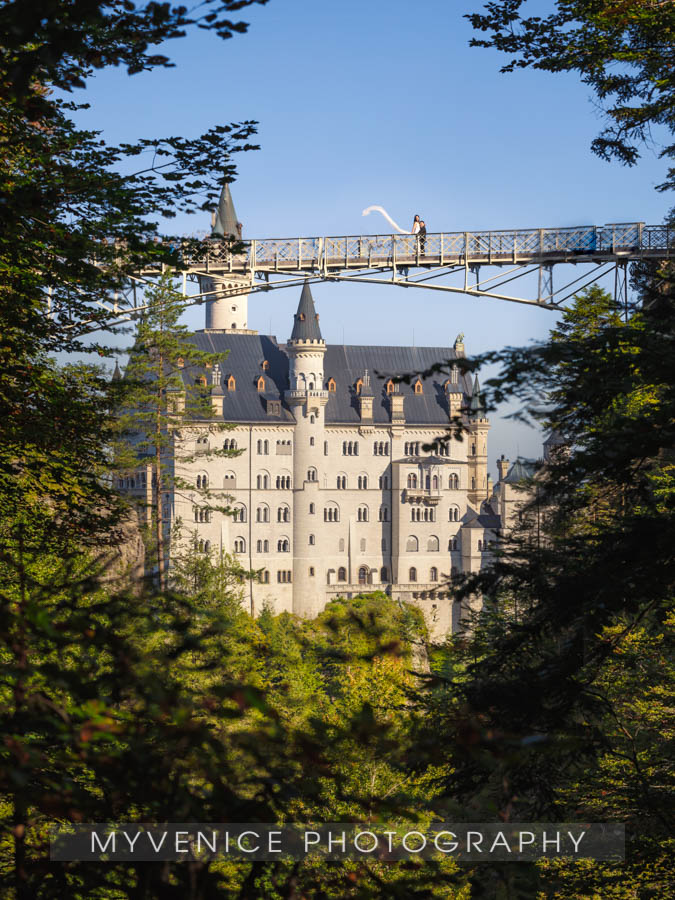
[411,214,427,253]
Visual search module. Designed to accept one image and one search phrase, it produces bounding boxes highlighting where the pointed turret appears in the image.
[112,360,122,382]
[469,374,484,417]
[290,281,323,342]
[211,183,241,239]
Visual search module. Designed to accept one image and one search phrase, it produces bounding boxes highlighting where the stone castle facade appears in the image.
[119,190,539,640]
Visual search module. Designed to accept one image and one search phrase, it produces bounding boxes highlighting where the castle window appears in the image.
[223,438,237,451]
[358,475,368,490]
[262,360,270,371]
[227,375,236,391]
[309,503,315,514]
[309,534,315,545]
[378,506,388,522]
[406,535,419,552]
[310,414,315,424]
[360,539,366,553]
[307,467,317,482]
[409,567,417,583]
[324,440,328,455]
[357,505,369,522]
[380,567,389,582]
[355,378,363,395]
[407,473,417,489]
[358,565,368,583]
[309,567,315,576]
[196,376,207,387]
[260,569,269,583]
[275,474,291,489]
[234,537,246,553]
[449,506,460,522]
[223,472,236,489]
[324,503,340,522]
[337,474,346,489]
[176,357,184,368]
[427,535,440,552]
[339,538,345,552]
[196,473,209,490]
[256,504,269,523]
[232,504,247,523]
[256,539,270,553]
[257,375,265,392]
[309,437,314,446]
[432,475,439,489]
[337,567,347,582]
[379,475,389,490]
[449,473,459,490]
[277,505,290,523]
[256,473,270,489]
[413,380,423,395]
[430,567,438,581]
[277,538,290,553]
[385,379,395,394]
[327,377,336,392]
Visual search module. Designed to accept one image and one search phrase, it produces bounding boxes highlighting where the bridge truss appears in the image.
[94,222,673,330]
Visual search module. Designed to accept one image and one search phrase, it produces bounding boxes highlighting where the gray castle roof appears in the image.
[503,457,537,484]
[290,282,323,341]
[212,183,240,239]
[183,332,474,425]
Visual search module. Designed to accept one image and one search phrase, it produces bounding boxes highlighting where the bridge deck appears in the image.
[183,222,671,277]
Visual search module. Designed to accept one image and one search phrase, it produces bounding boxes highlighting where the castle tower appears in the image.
[201,184,252,332]
[467,374,490,506]
[285,282,328,617]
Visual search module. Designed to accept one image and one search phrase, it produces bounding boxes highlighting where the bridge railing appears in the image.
[181,222,673,273]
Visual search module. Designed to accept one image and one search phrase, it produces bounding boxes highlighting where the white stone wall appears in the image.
[165,414,491,640]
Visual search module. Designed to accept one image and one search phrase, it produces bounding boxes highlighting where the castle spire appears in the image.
[290,281,323,341]
[469,374,485,416]
[211,183,241,240]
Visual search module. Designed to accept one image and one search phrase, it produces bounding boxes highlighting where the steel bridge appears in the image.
[98,221,673,328]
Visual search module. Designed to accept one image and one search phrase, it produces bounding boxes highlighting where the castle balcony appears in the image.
[285,388,329,403]
[403,488,441,504]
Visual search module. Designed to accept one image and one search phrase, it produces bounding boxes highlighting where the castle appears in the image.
[120,188,541,640]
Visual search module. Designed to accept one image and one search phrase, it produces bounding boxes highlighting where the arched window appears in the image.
[256,504,269,523]
[357,505,368,522]
[432,475,439,489]
[324,440,328,455]
[358,475,368,489]
[324,503,339,522]
[327,377,336,392]
[407,473,418,489]
[232,504,247,523]
[256,375,265,392]
[380,566,388,582]
[223,438,237,451]
[478,540,483,551]
[262,360,270,372]
[260,569,269,583]
[307,467,317,482]
[449,473,459,490]
[309,567,315,576]
[227,374,236,391]
[452,538,459,550]
[427,535,440,552]
[385,379,395,394]
[379,474,388,489]
[358,566,368,585]
[413,379,423,394]
[309,437,314,446]
[310,414,315,424]
[309,502,315,514]
[430,567,438,581]
[406,535,419,552]
[277,538,290,553]
[449,506,460,522]
[337,567,347,582]
[277,505,290,523]
[234,537,246,553]
[309,534,315,545]
[337,474,347,489]
[355,378,363,394]
[256,472,270,489]
[409,567,417,583]
[378,506,388,522]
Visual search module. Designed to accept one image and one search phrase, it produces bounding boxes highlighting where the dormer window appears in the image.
[227,374,236,391]
[256,375,265,392]
[298,313,306,321]
[196,376,207,387]
[327,377,336,392]
[413,379,423,395]
[355,378,363,395]
[262,360,270,372]
[385,379,395,394]
[176,357,184,368]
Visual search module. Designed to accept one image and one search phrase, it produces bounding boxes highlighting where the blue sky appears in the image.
[76,0,671,465]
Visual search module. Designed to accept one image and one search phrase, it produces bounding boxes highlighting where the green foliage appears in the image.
[466,0,675,189]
